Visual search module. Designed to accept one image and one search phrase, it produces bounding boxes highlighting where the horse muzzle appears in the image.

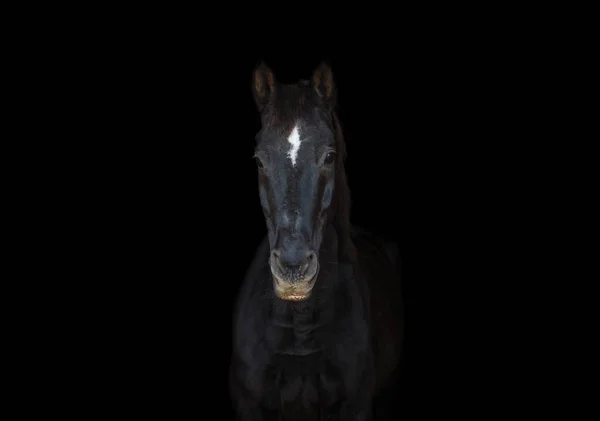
[269,249,319,301]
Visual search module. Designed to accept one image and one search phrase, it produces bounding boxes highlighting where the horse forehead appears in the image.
[263,120,316,149]
[287,119,329,160]
[259,114,329,162]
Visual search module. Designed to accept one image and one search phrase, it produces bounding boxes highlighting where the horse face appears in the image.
[252,62,337,301]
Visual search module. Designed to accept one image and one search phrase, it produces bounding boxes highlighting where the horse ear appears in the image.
[252,61,276,111]
[311,61,336,107]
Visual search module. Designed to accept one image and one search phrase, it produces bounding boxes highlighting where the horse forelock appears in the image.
[260,84,311,134]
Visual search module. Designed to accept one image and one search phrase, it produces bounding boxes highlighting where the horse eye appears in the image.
[254,156,264,169]
[323,151,336,165]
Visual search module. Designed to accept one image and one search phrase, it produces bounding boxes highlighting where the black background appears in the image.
[14,3,562,414]
[74,42,507,417]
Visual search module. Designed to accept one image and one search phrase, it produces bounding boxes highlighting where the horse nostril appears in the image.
[271,251,284,271]
[299,252,316,275]
[299,261,309,275]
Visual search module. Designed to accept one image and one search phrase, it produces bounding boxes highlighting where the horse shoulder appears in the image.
[352,228,404,392]
[316,265,374,395]
[230,236,272,400]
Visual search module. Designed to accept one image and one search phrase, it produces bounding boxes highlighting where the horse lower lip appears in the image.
[287,294,308,300]
[273,278,315,301]
[274,280,314,291]
[278,291,311,301]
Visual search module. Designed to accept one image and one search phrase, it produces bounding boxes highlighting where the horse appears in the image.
[229,61,404,420]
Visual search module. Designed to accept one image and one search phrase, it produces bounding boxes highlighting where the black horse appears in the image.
[230,61,403,420]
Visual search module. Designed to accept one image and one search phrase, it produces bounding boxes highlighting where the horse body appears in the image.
[230,62,403,420]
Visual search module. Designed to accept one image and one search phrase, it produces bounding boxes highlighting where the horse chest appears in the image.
[267,321,324,355]
[260,311,360,413]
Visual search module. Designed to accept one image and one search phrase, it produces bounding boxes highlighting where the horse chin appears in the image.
[277,291,312,302]
[272,266,319,302]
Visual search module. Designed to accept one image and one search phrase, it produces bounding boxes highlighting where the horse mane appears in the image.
[331,111,356,263]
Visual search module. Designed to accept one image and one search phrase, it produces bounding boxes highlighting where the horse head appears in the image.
[251,61,344,301]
